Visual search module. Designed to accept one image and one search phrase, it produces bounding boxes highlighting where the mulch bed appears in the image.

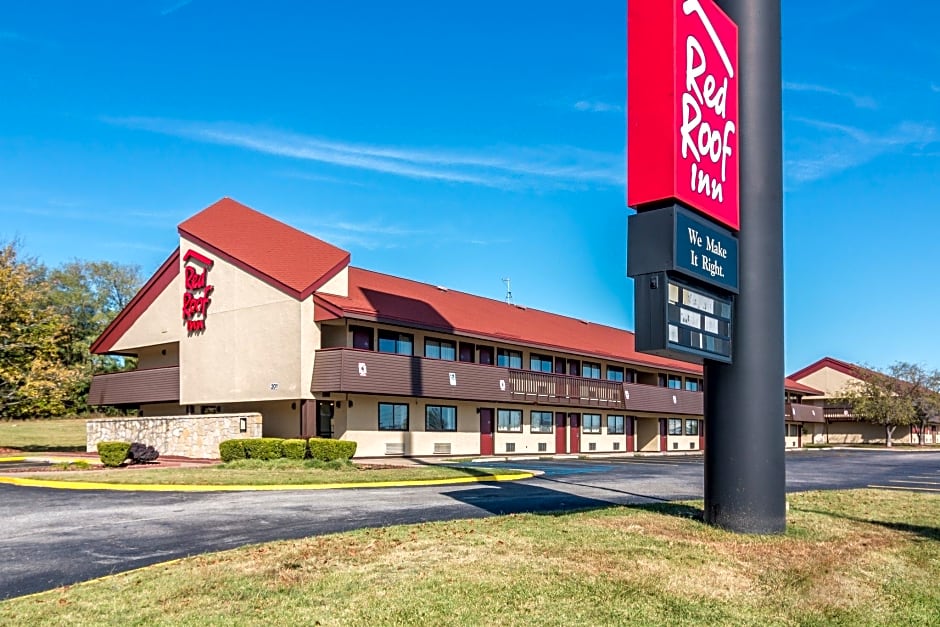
[0,447,22,455]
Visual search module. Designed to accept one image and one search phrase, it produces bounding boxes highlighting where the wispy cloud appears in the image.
[573,100,623,114]
[784,81,877,109]
[102,116,625,190]
[786,118,937,183]
[160,0,193,16]
[931,83,940,94]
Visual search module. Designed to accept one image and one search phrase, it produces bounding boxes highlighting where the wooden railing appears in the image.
[507,370,625,409]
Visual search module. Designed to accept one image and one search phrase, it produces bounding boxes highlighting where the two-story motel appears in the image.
[87,198,823,458]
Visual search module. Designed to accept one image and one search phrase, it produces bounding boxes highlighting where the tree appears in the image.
[913,369,940,446]
[0,242,84,418]
[44,260,143,410]
[840,362,932,447]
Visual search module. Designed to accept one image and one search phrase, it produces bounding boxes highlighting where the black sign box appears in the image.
[628,204,739,294]
[634,272,733,364]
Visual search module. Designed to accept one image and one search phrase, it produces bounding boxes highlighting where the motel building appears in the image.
[788,357,940,446]
[87,198,822,459]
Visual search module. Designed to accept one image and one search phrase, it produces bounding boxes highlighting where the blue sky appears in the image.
[1,0,938,374]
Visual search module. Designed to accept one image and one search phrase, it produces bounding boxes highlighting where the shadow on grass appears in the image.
[795,506,940,542]
[441,476,704,524]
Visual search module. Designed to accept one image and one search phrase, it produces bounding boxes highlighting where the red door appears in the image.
[626,416,635,453]
[569,413,581,454]
[555,412,567,453]
[479,408,494,455]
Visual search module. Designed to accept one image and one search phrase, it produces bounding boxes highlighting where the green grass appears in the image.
[0,418,88,452]
[16,459,529,485]
[2,489,939,625]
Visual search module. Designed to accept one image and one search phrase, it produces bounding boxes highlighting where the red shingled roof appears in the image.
[788,356,861,382]
[315,267,706,374]
[784,377,823,395]
[178,198,350,299]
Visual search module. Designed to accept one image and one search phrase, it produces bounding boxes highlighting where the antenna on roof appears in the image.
[502,277,513,305]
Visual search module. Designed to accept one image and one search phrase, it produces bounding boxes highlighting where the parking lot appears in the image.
[3,448,940,600]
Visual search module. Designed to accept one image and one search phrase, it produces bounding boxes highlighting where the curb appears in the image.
[0,471,535,492]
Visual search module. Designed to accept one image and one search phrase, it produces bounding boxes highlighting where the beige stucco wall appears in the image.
[111,271,181,352]
[316,266,348,297]
[636,417,661,452]
[221,400,301,438]
[796,367,859,398]
[137,343,179,369]
[827,422,913,445]
[179,238,317,405]
[140,403,187,416]
[340,395,481,457]
[86,412,262,459]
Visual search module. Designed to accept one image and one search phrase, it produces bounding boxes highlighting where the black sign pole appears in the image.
[703,0,785,533]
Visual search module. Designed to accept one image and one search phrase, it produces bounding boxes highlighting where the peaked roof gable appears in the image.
[178,198,350,299]
[90,248,180,355]
[788,356,861,382]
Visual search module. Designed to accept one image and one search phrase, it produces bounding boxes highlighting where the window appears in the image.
[583,413,601,433]
[378,330,413,355]
[787,424,800,438]
[667,375,682,390]
[497,348,522,369]
[658,374,667,387]
[351,325,374,350]
[497,409,522,432]
[459,342,474,363]
[425,338,456,361]
[478,346,494,365]
[668,418,683,435]
[606,366,624,382]
[426,405,456,431]
[625,369,637,383]
[378,403,409,431]
[685,419,699,436]
[583,362,601,379]
[607,415,625,435]
[530,411,553,433]
[685,378,700,392]
[530,354,553,372]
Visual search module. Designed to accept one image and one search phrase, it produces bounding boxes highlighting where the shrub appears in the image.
[97,441,131,467]
[219,439,248,462]
[308,438,357,461]
[128,442,160,464]
[244,437,284,460]
[282,439,307,460]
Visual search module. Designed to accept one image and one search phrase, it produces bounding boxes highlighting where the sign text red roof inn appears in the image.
[627,0,739,231]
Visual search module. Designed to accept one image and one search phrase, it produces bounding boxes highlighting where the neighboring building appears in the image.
[88,198,820,458]
[788,356,939,445]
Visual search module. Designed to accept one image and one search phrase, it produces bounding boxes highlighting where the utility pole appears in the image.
[703,0,785,533]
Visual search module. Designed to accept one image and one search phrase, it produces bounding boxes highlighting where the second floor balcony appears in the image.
[310,348,704,415]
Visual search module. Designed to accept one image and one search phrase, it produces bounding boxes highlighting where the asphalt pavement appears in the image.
[2,448,939,601]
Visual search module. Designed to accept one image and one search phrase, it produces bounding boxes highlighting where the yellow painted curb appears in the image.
[0,472,534,492]
[0,456,96,464]
[0,456,27,463]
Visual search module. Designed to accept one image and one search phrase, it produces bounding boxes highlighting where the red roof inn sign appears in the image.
[182,250,214,333]
[628,0,739,230]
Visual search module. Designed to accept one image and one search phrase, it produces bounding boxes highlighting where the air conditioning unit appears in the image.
[433,443,452,455]
[589,442,597,451]
[505,442,516,453]
[613,442,620,451]
[538,442,547,452]
[385,442,405,455]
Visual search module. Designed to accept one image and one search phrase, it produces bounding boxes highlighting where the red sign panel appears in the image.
[182,249,214,333]
[627,0,739,231]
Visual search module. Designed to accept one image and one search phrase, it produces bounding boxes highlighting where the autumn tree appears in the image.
[0,242,84,418]
[840,362,934,447]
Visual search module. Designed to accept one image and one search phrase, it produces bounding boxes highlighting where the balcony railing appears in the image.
[311,348,705,414]
[87,366,180,406]
[787,402,826,423]
[507,370,624,409]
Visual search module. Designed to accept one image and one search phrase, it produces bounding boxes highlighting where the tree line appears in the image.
[0,241,142,419]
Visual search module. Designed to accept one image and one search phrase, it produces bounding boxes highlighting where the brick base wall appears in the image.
[86,413,263,459]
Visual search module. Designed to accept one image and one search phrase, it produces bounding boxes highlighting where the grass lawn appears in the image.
[14,458,530,485]
[0,418,87,452]
[2,489,939,625]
